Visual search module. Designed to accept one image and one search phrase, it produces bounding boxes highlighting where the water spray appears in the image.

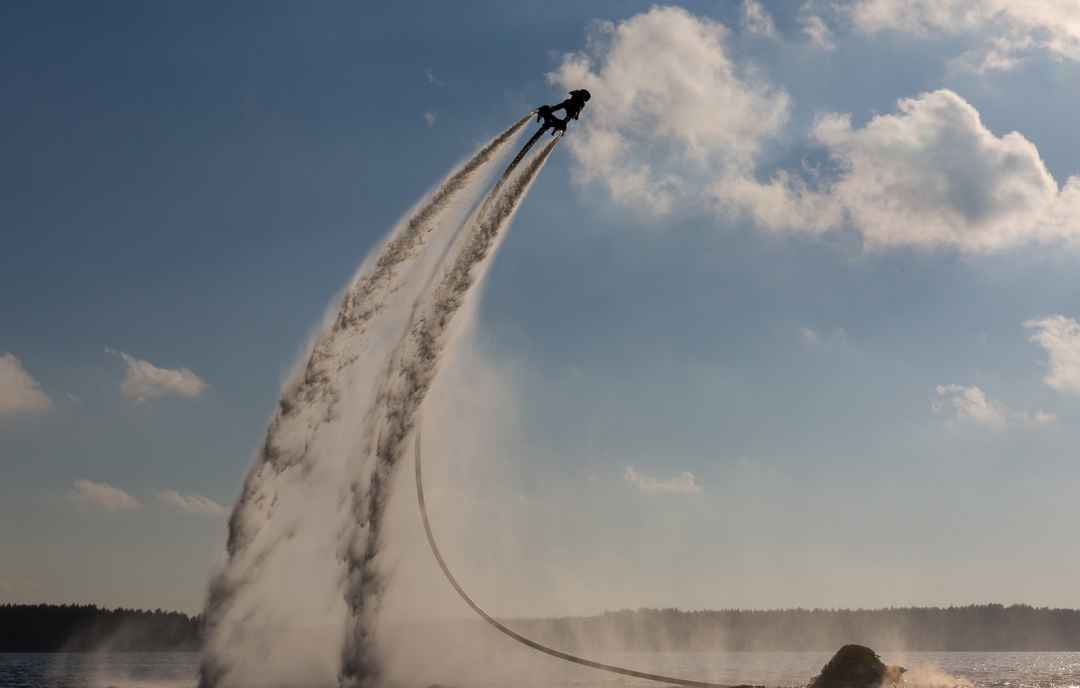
[412,420,763,688]
[200,115,534,688]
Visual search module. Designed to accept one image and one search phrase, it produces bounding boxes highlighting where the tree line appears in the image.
[511,604,1080,652]
[0,604,202,652]
[4,603,1080,652]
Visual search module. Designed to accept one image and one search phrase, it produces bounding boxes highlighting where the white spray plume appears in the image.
[199,116,554,688]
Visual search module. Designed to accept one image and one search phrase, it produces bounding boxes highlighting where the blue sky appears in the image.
[3,1,1080,615]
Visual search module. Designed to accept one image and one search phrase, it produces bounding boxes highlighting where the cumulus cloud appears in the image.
[423,111,436,128]
[1025,315,1080,394]
[720,89,1080,252]
[743,0,778,39]
[0,353,51,416]
[550,10,1080,255]
[548,5,789,216]
[624,466,702,495]
[71,479,141,511]
[933,384,1008,429]
[932,384,1054,430]
[107,348,207,403]
[157,489,227,516]
[848,0,1080,70]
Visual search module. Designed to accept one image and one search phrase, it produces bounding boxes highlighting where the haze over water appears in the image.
[3,651,1080,688]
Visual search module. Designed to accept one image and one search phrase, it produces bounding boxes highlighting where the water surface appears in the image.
[2,651,1078,688]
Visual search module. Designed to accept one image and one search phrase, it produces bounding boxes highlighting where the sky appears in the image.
[2,1,1080,616]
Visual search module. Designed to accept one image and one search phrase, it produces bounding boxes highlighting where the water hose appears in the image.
[413,424,762,688]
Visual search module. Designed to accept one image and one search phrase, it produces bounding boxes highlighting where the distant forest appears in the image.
[4,603,1080,652]
[0,604,202,652]
[513,605,1080,652]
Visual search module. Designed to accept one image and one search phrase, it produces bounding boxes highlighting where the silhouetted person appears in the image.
[550,89,591,121]
[534,89,591,137]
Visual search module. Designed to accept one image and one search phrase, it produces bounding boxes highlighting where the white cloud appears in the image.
[812,91,1063,250]
[720,89,1080,252]
[849,0,1080,70]
[424,67,442,85]
[931,384,1054,430]
[933,384,1008,429]
[801,13,836,50]
[107,348,207,403]
[1025,315,1080,394]
[850,0,995,36]
[548,6,789,216]
[743,0,778,39]
[549,11,1080,255]
[0,353,51,416]
[624,466,702,495]
[423,111,436,128]
[71,479,141,511]
[157,489,227,516]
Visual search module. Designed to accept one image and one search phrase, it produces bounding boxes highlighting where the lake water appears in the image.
[2,651,1079,688]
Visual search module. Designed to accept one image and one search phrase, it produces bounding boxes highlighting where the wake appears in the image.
[199,115,554,688]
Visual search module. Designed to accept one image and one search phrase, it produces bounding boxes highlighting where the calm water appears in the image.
[1,651,1078,688]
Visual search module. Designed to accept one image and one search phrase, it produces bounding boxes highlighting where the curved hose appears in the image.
[413,424,763,688]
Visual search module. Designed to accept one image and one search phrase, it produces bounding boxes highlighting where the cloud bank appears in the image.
[720,89,1080,252]
[107,348,207,402]
[624,466,702,495]
[71,479,141,511]
[0,353,51,415]
[550,8,1079,254]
